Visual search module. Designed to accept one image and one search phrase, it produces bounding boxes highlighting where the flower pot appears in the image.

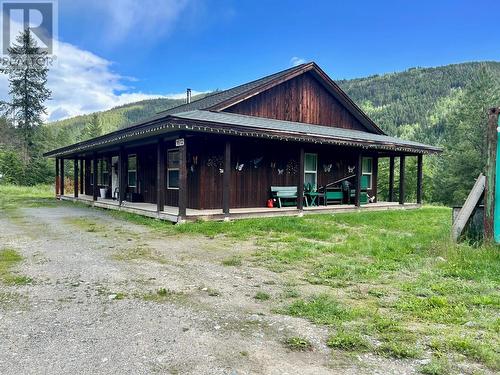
[100,188,107,198]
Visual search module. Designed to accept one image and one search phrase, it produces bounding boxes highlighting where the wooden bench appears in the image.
[323,188,343,205]
[271,186,307,208]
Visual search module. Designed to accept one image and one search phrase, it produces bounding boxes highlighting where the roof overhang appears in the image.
[44,111,442,158]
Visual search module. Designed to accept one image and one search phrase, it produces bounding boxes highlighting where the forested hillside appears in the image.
[1,61,499,205]
[339,62,500,145]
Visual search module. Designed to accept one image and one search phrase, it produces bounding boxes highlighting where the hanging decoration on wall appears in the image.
[286,159,298,175]
[323,163,333,173]
[188,155,199,174]
[207,155,223,169]
[277,168,284,175]
[348,165,355,174]
[270,162,276,169]
[219,168,224,174]
[235,162,244,171]
[251,156,263,168]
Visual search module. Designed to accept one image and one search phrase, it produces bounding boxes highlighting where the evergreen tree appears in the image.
[0,29,51,151]
[81,113,102,140]
[432,66,500,205]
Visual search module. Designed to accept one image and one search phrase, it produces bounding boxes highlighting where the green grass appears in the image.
[221,256,242,266]
[254,291,271,301]
[0,184,55,210]
[327,329,371,351]
[142,288,184,302]
[284,294,354,325]
[283,336,313,351]
[419,357,451,375]
[376,341,422,359]
[0,248,31,285]
[2,185,499,370]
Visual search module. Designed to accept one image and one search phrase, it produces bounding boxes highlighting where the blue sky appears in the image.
[2,0,499,120]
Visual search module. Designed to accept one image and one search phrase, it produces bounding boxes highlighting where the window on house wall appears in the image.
[90,161,94,186]
[128,155,137,188]
[102,159,109,186]
[304,153,318,189]
[97,159,109,186]
[97,159,102,186]
[167,149,180,189]
[362,157,373,189]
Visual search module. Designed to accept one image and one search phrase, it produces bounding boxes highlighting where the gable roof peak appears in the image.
[160,61,384,135]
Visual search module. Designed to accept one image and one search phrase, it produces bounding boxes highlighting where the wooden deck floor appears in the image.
[59,194,420,223]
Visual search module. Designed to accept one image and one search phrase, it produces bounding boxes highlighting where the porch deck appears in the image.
[59,194,420,223]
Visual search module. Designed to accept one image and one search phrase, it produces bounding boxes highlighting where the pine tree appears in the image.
[0,29,51,151]
[432,66,500,205]
[81,113,103,140]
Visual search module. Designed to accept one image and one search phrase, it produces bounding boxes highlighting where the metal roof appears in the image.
[171,110,442,153]
[44,62,442,157]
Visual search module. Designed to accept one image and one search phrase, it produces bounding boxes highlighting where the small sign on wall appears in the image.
[175,138,185,147]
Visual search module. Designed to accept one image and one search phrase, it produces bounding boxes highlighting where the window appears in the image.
[362,157,373,189]
[304,153,318,189]
[90,161,94,186]
[97,159,109,186]
[167,149,180,189]
[128,155,137,188]
[102,159,109,186]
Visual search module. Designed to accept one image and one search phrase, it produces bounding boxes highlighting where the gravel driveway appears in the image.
[0,204,417,374]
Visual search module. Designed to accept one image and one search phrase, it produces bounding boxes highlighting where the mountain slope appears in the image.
[48,62,500,148]
[338,61,500,143]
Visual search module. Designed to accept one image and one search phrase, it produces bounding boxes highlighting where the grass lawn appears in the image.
[2,184,499,373]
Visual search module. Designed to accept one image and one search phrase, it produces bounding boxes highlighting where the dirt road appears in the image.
[0,205,417,374]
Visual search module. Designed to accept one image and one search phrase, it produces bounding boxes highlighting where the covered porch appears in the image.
[58,193,420,223]
[48,110,437,224]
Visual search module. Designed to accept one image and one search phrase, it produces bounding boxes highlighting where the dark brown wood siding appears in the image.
[192,135,378,209]
[224,72,368,131]
[82,134,379,209]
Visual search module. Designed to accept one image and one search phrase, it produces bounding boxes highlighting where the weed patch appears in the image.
[0,248,31,285]
[254,291,271,301]
[284,295,353,325]
[221,256,242,266]
[283,337,312,351]
[327,329,370,351]
[142,288,184,302]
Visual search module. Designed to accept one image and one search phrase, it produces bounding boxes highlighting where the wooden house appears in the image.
[44,62,441,222]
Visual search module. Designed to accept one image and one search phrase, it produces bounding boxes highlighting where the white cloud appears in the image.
[290,56,307,67]
[87,0,191,44]
[0,37,209,122]
[45,40,168,121]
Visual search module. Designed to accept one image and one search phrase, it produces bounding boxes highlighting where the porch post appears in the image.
[417,154,423,204]
[60,158,65,196]
[157,139,165,212]
[389,156,395,202]
[55,158,60,197]
[223,140,231,216]
[399,155,406,205]
[355,153,362,207]
[73,159,79,198]
[79,159,84,194]
[298,147,305,210]
[373,155,379,203]
[92,154,98,201]
[119,147,126,204]
[178,138,187,219]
